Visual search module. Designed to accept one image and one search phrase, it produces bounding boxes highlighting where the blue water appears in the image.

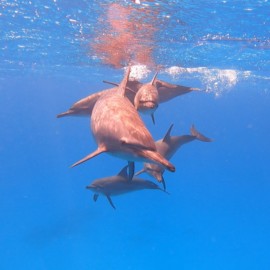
[1,1,270,269]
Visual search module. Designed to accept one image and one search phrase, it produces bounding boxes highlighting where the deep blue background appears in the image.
[1,72,269,270]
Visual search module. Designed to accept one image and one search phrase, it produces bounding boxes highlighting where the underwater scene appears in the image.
[1,0,270,269]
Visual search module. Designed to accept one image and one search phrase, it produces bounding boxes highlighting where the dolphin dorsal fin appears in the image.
[117,165,129,178]
[102,80,136,94]
[71,146,107,168]
[162,124,174,143]
[118,66,131,97]
[150,71,159,86]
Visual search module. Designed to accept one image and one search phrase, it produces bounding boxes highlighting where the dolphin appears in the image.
[135,124,212,189]
[134,71,159,124]
[56,79,142,118]
[86,165,166,209]
[56,78,199,118]
[71,67,175,180]
[155,79,200,103]
[56,89,109,118]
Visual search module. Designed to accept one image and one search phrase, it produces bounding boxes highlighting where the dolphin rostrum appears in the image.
[71,67,175,180]
[135,124,212,190]
[134,71,159,124]
[56,78,199,118]
[86,165,166,209]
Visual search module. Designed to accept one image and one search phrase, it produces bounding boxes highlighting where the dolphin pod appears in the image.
[56,77,199,119]
[71,67,175,180]
[57,66,212,209]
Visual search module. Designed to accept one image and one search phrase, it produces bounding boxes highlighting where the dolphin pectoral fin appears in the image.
[161,175,167,191]
[128,161,135,181]
[93,194,99,202]
[56,110,72,118]
[103,80,119,87]
[71,147,106,168]
[134,168,146,176]
[190,125,213,142]
[103,80,136,94]
[106,195,116,209]
[151,114,155,125]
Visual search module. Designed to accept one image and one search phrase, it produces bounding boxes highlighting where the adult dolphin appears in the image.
[71,67,175,180]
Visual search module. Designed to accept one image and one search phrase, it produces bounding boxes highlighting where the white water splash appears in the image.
[129,65,151,80]
[164,66,251,97]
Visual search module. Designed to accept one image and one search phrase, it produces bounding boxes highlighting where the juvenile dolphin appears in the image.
[134,71,159,124]
[86,166,166,209]
[136,124,212,189]
[56,78,198,118]
[71,67,175,179]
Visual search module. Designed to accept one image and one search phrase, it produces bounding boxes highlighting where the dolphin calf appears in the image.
[71,67,175,180]
[86,165,166,209]
[56,78,199,118]
[134,71,159,124]
[136,124,212,189]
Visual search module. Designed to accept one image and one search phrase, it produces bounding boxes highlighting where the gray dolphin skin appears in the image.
[71,67,175,179]
[86,166,166,209]
[56,78,199,118]
[135,124,212,190]
[134,71,159,124]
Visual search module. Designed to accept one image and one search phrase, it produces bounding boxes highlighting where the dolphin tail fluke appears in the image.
[103,80,119,87]
[190,125,212,142]
[140,150,175,173]
[56,110,72,118]
[106,195,116,209]
[71,147,106,168]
